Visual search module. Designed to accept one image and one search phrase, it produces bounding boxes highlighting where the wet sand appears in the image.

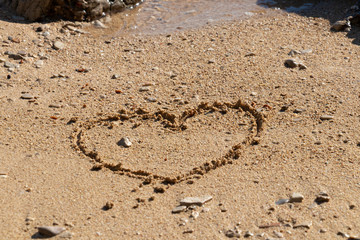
[1,1,360,239]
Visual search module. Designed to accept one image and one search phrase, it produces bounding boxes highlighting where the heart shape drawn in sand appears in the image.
[72,100,266,184]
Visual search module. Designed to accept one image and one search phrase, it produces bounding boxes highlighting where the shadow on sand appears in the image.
[257,0,360,45]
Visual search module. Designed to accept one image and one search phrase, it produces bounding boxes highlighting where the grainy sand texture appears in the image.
[1,1,360,239]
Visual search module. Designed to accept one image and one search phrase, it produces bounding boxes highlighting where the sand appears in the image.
[1,3,360,239]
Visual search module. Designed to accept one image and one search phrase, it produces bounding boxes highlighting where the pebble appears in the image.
[298,63,307,70]
[25,217,35,223]
[37,226,66,237]
[319,229,327,233]
[244,231,254,237]
[288,49,301,56]
[139,86,150,92]
[172,205,187,213]
[315,192,330,204]
[320,115,334,121]
[103,201,114,210]
[284,59,298,68]
[49,103,61,108]
[8,53,24,60]
[118,137,132,148]
[0,58,5,63]
[337,232,350,238]
[293,221,312,229]
[225,229,241,238]
[245,52,255,57]
[53,41,65,50]
[294,109,305,113]
[180,196,213,206]
[146,97,157,102]
[34,60,44,68]
[289,192,304,203]
[93,20,107,29]
[4,61,18,69]
[349,236,360,240]
[201,207,210,213]
[275,198,289,205]
[273,230,283,238]
[111,74,120,79]
[0,173,8,178]
[331,20,351,31]
[21,93,33,99]
[190,211,199,219]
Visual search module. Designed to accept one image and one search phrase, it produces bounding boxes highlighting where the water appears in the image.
[104,0,267,36]
[97,0,352,36]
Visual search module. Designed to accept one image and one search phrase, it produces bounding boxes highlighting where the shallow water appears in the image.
[105,0,266,36]
[100,0,342,36]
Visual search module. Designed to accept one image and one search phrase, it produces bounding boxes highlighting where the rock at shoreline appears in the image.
[2,0,142,21]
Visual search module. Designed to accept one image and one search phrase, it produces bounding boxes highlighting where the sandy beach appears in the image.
[1,1,360,239]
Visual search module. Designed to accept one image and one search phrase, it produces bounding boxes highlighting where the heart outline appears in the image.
[72,100,266,185]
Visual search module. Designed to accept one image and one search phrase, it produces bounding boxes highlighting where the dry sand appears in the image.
[1,3,360,239]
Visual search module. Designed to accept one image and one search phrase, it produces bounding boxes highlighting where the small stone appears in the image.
[118,137,132,148]
[275,198,289,205]
[0,58,5,63]
[139,86,150,92]
[315,192,330,204]
[337,232,350,238]
[289,193,304,203]
[294,109,305,113]
[180,196,213,206]
[349,236,360,240]
[59,231,73,238]
[146,97,157,102]
[284,59,298,68]
[319,229,327,233]
[53,41,65,50]
[183,229,194,234]
[225,229,241,238]
[250,92,257,96]
[172,205,186,213]
[259,222,281,229]
[111,74,120,79]
[42,31,50,37]
[4,61,17,69]
[293,221,312,229]
[103,201,114,210]
[202,207,210,213]
[8,53,24,60]
[25,217,35,222]
[245,52,255,57]
[49,104,61,108]
[38,226,66,237]
[244,231,254,237]
[320,115,334,121]
[288,49,301,56]
[21,93,33,99]
[298,63,307,70]
[273,230,283,238]
[190,211,199,219]
[331,20,351,31]
[34,60,44,68]
[208,59,215,64]
[93,20,107,29]
[301,49,312,54]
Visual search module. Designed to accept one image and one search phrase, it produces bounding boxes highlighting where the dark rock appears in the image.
[37,226,65,237]
[3,0,142,21]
